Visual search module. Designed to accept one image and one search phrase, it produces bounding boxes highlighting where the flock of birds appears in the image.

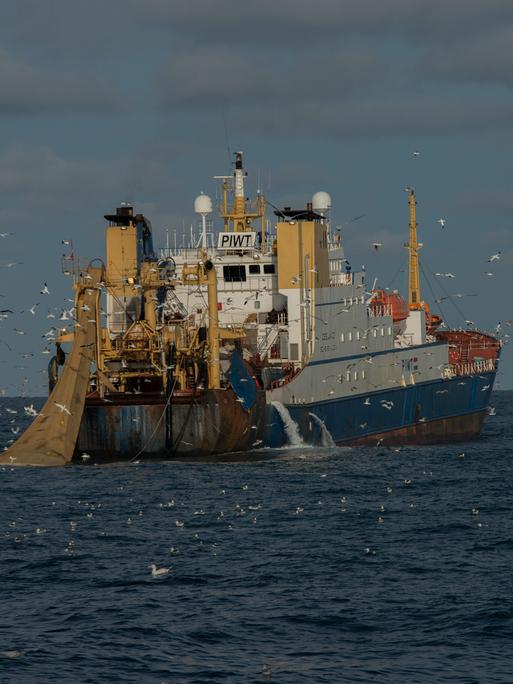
[0,172,509,447]
[367,185,508,342]
[0,236,107,403]
[0,449,494,682]
[0,456,490,563]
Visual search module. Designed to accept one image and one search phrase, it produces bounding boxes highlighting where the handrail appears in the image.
[449,358,497,377]
[368,304,392,318]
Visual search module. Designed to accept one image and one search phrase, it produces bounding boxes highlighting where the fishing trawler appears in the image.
[1,152,500,466]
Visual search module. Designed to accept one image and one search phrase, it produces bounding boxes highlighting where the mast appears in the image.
[407,188,421,310]
[233,151,245,224]
[217,151,264,234]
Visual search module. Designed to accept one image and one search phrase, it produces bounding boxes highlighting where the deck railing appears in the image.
[449,358,497,377]
[368,304,392,318]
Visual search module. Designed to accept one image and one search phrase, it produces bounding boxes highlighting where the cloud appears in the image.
[451,189,513,216]
[155,44,385,109]
[138,0,513,43]
[4,0,513,51]
[150,6,513,141]
[226,95,513,140]
[421,28,513,89]
[0,50,121,114]
[0,144,180,223]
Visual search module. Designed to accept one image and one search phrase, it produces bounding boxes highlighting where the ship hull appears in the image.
[341,409,485,446]
[75,389,266,462]
[75,370,496,461]
[264,370,496,448]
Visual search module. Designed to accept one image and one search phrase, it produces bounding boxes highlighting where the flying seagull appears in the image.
[54,401,72,415]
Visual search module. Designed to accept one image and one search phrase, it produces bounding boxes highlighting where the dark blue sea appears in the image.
[1,393,512,683]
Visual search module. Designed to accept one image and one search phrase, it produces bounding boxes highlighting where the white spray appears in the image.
[308,412,336,447]
[271,401,303,446]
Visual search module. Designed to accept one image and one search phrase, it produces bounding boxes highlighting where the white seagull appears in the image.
[54,401,72,415]
[149,564,171,578]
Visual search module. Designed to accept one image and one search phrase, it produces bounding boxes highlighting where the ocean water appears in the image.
[1,393,512,683]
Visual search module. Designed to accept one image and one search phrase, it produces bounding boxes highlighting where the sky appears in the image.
[0,0,512,394]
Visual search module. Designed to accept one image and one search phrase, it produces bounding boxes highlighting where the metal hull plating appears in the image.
[75,389,266,461]
[264,371,496,447]
[75,371,496,461]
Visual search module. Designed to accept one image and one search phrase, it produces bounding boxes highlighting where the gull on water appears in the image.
[149,564,171,578]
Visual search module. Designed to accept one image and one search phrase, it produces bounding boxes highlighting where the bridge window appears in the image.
[223,265,246,282]
[249,264,260,274]
[263,264,275,274]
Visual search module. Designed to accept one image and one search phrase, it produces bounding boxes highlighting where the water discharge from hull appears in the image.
[308,412,336,447]
[271,400,304,447]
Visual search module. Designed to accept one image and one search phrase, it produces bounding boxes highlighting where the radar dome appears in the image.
[312,191,332,214]
[194,193,212,215]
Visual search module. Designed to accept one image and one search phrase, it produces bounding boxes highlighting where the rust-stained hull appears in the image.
[339,409,486,446]
[75,388,265,462]
[265,371,497,449]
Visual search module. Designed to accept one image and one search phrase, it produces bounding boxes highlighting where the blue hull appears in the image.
[265,371,496,447]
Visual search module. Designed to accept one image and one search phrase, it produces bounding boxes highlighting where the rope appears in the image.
[386,254,407,291]
[418,258,448,322]
[128,375,178,462]
[420,254,469,327]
